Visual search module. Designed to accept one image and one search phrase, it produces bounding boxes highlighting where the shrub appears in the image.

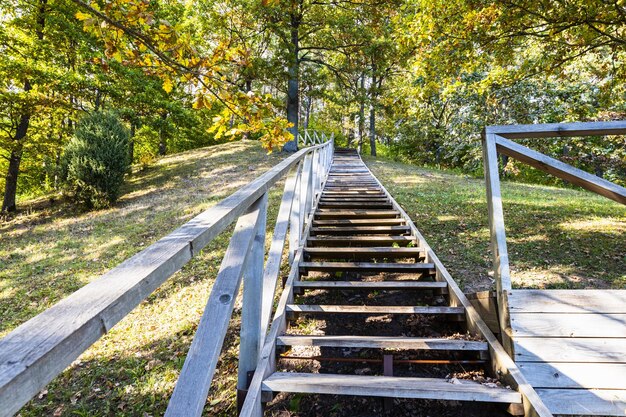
[61,111,130,209]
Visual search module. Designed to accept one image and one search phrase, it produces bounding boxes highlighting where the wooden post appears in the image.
[481,130,513,354]
[289,163,302,264]
[165,196,266,417]
[301,153,314,228]
[238,193,268,402]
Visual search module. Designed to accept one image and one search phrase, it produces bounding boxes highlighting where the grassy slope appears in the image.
[1,146,624,416]
[1,141,287,416]
[365,156,625,291]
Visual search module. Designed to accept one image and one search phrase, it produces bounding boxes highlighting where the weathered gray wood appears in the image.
[238,194,268,393]
[313,218,405,226]
[315,209,399,219]
[485,120,626,139]
[262,373,522,403]
[301,153,314,226]
[293,280,448,292]
[239,181,322,417]
[261,169,299,339]
[311,225,410,235]
[519,362,626,389]
[466,291,500,335]
[303,247,425,260]
[481,130,514,355]
[306,236,414,246]
[277,335,487,350]
[508,289,626,314]
[495,135,626,204]
[536,388,626,416]
[166,196,265,417]
[288,163,302,264]
[286,304,465,315]
[511,312,626,338]
[0,143,335,417]
[514,337,626,363]
[299,261,433,272]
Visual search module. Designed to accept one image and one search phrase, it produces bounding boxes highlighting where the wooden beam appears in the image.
[165,195,265,417]
[495,135,626,205]
[485,120,626,139]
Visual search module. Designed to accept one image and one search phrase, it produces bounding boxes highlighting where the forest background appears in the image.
[2,0,625,213]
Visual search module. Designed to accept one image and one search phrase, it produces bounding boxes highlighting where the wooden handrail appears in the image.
[0,140,334,417]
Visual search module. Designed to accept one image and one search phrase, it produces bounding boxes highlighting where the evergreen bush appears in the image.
[61,111,130,209]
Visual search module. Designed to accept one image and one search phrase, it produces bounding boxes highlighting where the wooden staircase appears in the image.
[240,149,552,417]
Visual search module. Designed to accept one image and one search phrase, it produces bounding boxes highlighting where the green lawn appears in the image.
[365,155,626,291]
[1,141,287,416]
[1,146,624,417]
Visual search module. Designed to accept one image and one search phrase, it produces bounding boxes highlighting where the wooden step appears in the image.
[299,261,432,272]
[315,210,399,219]
[277,335,487,350]
[313,219,405,226]
[311,225,410,235]
[304,247,425,260]
[319,197,389,202]
[286,305,465,315]
[306,236,415,247]
[293,280,447,293]
[317,202,393,209]
[262,373,521,403]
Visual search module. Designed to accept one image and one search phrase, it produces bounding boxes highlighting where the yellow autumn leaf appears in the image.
[162,78,173,93]
[75,11,91,20]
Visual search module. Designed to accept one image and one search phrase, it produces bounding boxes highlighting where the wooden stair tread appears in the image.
[293,280,446,290]
[311,225,410,235]
[304,247,425,259]
[277,335,487,350]
[313,219,405,226]
[306,236,414,246]
[286,304,465,315]
[299,261,433,271]
[262,373,521,403]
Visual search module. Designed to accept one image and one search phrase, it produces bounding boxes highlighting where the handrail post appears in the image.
[237,192,268,407]
[289,163,302,264]
[300,153,314,234]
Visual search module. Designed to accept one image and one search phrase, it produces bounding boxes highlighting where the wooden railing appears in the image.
[0,140,334,417]
[481,121,626,354]
[298,129,334,146]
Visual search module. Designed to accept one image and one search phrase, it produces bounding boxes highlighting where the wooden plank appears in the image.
[293,280,448,291]
[166,196,265,417]
[519,362,626,389]
[277,336,487,350]
[511,312,626,338]
[514,338,626,363]
[495,135,626,205]
[262,373,522,404]
[536,388,626,416]
[238,194,268,394]
[306,236,414,246]
[303,247,425,260]
[508,290,626,314]
[0,142,331,417]
[467,291,500,335]
[299,261,433,272]
[311,225,410,235]
[313,218,405,226]
[317,202,393,208]
[486,120,626,139]
[263,169,299,336]
[315,210,399,219]
[288,163,302,264]
[286,304,465,315]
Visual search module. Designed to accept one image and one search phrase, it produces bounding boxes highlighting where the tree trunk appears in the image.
[1,0,47,213]
[283,13,300,152]
[369,68,377,157]
[357,74,365,154]
[158,112,168,156]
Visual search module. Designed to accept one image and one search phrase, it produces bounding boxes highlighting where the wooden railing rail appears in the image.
[0,140,334,417]
[481,121,626,354]
[298,129,335,146]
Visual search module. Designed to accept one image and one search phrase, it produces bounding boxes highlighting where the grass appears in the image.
[364,155,626,291]
[1,145,624,416]
[1,140,288,416]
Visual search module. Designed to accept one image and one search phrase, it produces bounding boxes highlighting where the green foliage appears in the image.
[61,112,130,209]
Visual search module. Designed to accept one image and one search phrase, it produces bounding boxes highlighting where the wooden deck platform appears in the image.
[508,289,626,416]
